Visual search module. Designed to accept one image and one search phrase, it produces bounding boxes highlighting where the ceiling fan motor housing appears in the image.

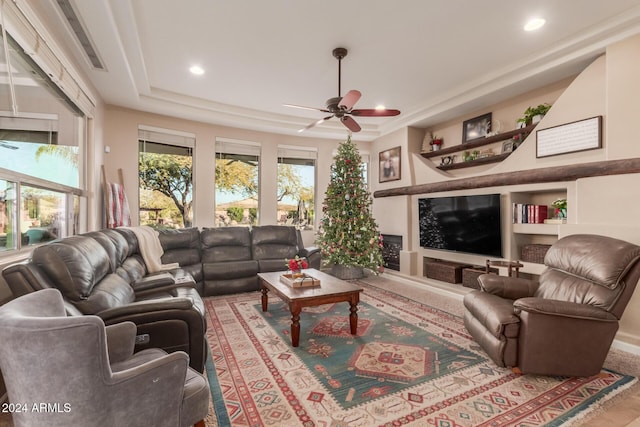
[326,96,345,116]
[332,47,348,60]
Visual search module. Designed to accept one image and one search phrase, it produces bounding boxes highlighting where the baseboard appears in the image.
[611,337,640,355]
[379,270,468,300]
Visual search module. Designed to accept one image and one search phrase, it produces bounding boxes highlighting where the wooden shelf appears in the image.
[438,152,510,170]
[420,123,538,159]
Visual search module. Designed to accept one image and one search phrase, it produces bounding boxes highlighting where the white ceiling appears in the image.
[34,0,640,141]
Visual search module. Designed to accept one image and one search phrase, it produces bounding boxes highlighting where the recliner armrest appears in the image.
[478,274,538,299]
[514,297,618,321]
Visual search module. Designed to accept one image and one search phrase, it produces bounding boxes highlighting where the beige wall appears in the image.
[370,34,640,348]
[102,106,372,239]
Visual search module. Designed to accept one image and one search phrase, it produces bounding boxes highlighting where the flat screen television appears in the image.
[418,194,502,257]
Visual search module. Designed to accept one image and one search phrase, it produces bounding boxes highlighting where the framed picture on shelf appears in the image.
[501,140,514,153]
[462,113,492,142]
[379,146,401,182]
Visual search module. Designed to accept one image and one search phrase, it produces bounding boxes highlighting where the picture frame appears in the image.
[536,116,602,158]
[379,146,401,182]
[462,113,492,143]
[501,140,513,153]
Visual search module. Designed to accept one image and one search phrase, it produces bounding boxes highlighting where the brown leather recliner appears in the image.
[463,234,640,377]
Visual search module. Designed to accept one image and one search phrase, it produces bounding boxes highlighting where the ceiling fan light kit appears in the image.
[287,47,400,133]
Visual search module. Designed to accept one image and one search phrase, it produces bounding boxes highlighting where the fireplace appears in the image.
[381,234,402,271]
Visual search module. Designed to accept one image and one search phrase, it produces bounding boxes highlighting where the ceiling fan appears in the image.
[285,47,400,133]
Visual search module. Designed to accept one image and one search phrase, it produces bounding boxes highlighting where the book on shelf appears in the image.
[512,203,549,224]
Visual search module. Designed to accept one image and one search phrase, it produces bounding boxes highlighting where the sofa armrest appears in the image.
[96,296,207,372]
[298,246,321,270]
[2,262,56,297]
[105,321,137,363]
[514,297,618,322]
[96,297,198,320]
[478,274,538,300]
[132,272,197,298]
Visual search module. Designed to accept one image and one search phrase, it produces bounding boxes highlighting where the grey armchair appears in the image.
[463,234,640,377]
[0,289,209,427]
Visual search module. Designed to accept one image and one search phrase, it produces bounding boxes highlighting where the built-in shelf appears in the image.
[438,153,510,170]
[512,223,560,235]
[420,124,538,170]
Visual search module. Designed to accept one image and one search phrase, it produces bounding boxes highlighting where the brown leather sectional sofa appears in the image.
[2,225,321,372]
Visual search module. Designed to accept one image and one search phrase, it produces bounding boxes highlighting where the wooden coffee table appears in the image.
[258,268,363,347]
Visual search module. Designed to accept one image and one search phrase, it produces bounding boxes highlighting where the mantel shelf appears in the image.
[420,123,538,159]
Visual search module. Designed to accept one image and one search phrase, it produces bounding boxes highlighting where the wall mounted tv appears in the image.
[418,194,502,257]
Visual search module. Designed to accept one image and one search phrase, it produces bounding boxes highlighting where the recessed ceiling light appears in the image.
[189,65,205,75]
[524,18,546,32]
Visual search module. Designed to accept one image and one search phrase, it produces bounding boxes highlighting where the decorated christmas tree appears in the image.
[316,135,384,275]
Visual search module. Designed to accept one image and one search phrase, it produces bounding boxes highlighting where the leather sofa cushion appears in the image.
[114,228,140,257]
[119,255,147,283]
[159,228,201,251]
[545,234,640,290]
[85,230,130,273]
[251,225,298,261]
[75,273,135,314]
[257,259,289,273]
[160,227,201,267]
[32,236,111,302]
[201,227,252,262]
[203,260,258,280]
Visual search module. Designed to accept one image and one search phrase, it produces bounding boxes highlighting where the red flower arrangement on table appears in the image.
[286,256,308,273]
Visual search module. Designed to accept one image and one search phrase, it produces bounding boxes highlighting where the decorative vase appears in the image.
[331,264,364,280]
[432,144,441,151]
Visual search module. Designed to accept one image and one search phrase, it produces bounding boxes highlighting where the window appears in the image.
[0,179,15,251]
[277,146,316,229]
[138,128,194,228]
[215,138,260,226]
[0,27,86,254]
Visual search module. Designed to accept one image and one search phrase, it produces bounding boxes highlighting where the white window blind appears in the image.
[138,126,195,148]
[216,138,261,156]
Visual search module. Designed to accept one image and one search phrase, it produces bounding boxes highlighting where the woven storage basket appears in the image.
[330,264,364,280]
[462,267,499,289]
[521,244,551,264]
[424,260,471,284]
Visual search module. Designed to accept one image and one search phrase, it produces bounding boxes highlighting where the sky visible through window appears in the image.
[0,141,78,187]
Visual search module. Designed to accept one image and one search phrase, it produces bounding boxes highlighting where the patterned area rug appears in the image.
[203,280,636,426]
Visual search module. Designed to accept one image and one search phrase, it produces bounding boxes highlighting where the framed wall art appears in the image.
[462,113,492,142]
[536,116,602,158]
[379,146,401,182]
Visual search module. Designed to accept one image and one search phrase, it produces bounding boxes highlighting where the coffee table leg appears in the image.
[261,287,268,312]
[290,303,301,347]
[349,301,358,335]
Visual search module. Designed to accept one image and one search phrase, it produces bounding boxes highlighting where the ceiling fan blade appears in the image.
[341,116,361,132]
[338,90,361,110]
[351,108,401,117]
[284,103,330,113]
[298,115,333,132]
